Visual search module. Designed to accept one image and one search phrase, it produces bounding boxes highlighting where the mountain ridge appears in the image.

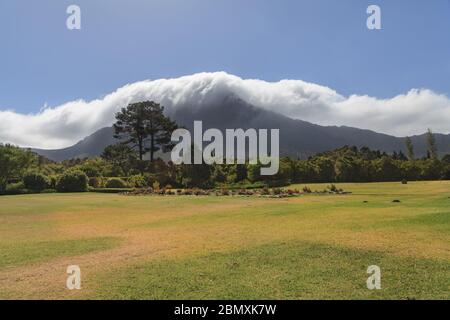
[31,95,450,161]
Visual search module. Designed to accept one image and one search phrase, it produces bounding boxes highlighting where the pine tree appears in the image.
[113,101,178,162]
[405,137,415,160]
[426,129,438,160]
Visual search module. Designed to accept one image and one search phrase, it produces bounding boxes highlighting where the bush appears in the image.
[89,177,104,188]
[49,175,58,189]
[80,166,101,178]
[127,175,147,188]
[152,181,160,191]
[105,178,128,189]
[221,181,266,190]
[23,172,50,191]
[56,170,89,193]
[328,184,338,192]
[90,188,132,194]
[41,189,57,194]
[302,186,312,193]
[4,182,29,195]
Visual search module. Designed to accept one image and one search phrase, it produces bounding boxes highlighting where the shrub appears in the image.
[272,188,282,195]
[49,175,58,189]
[81,166,101,178]
[41,189,57,194]
[56,170,89,193]
[238,189,248,195]
[328,184,338,192]
[4,182,28,195]
[127,175,147,188]
[89,177,104,188]
[302,186,312,193]
[287,189,296,195]
[105,178,128,189]
[401,179,408,185]
[193,188,206,196]
[152,181,160,191]
[90,188,132,194]
[23,172,50,191]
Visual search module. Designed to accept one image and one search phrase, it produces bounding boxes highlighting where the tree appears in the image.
[23,171,50,191]
[247,164,261,183]
[442,154,450,164]
[113,101,178,162]
[0,144,36,193]
[56,170,89,192]
[177,163,212,188]
[313,157,335,182]
[405,137,415,161]
[426,129,438,160]
[101,144,137,176]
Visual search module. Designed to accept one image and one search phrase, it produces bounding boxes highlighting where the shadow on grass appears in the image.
[93,240,450,300]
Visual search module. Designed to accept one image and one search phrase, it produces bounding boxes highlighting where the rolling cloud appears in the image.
[1,72,449,149]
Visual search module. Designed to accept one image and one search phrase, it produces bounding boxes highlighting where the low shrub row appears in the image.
[3,170,88,195]
[89,188,134,194]
[121,185,350,198]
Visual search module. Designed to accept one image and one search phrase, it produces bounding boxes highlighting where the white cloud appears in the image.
[0,71,449,149]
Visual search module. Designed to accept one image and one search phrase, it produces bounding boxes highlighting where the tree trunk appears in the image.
[150,134,155,162]
[138,138,143,161]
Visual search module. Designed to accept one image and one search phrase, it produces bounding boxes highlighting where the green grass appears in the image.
[0,181,449,299]
[94,240,449,300]
[0,237,120,269]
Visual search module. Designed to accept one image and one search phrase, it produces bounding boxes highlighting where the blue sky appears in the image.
[0,0,449,114]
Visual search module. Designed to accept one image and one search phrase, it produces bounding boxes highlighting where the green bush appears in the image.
[105,178,128,189]
[127,175,147,188]
[41,189,57,194]
[303,186,312,193]
[90,188,132,193]
[49,175,58,189]
[4,182,29,195]
[56,170,89,193]
[219,181,266,190]
[80,166,101,178]
[328,184,338,192]
[23,172,50,191]
[89,177,104,188]
[152,181,160,191]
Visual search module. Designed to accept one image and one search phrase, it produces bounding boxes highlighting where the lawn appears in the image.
[0,181,449,299]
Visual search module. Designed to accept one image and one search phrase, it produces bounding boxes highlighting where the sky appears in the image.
[0,0,449,148]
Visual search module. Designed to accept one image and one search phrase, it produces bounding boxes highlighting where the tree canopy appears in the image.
[0,144,36,192]
[113,101,178,162]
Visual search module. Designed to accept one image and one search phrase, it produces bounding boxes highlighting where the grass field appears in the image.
[0,181,449,300]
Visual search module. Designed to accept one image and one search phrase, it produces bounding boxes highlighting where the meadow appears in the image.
[0,181,449,300]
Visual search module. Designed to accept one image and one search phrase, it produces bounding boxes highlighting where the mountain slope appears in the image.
[32,95,450,161]
[32,127,117,162]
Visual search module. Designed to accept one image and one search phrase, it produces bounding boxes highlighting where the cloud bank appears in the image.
[1,72,449,149]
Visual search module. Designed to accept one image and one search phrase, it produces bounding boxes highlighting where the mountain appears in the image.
[32,95,450,161]
[32,127,117,162]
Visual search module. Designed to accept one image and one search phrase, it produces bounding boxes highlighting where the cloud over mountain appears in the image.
[1,72,449,149]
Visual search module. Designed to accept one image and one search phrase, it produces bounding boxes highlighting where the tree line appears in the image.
[1,101,449,194]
